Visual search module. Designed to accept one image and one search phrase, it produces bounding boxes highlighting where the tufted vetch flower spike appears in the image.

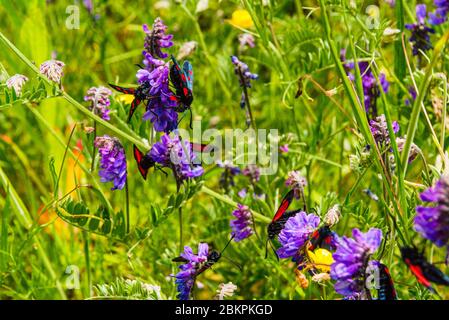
[94,135,127,190]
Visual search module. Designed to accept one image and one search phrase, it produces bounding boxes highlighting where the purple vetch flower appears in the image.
[238,33,256,50]
[285,171,307,199]
[415,176,449,249]
[143,17,173,59]
[217,160,241,191]
[83,0,93,14]
[405,86,417,106]
[396,136,420,163]
[230,204,254,242]
[150,134,203,183]
[340,50,389,116]
[242,164,260,184]
[405,5,435,56]
[238,188,247,198]
[231,56,258,108]
[369,114,399,145]
[39,60,65,83]
[330,228,383,299]
[385,0,395,7]
[429,0,449,25]
[137,50,178,133]
[84,86,112,121]
[277,211,320,262]
[279,144,289,154]
[174,243,209,300]
[94,135,127,190]
[6,74,28,96]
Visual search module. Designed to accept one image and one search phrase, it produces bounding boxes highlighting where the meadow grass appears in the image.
[0,0,448,300]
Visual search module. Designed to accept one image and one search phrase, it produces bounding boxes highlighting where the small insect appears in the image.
[362,188,379,201]
[189,142,217,154]
[133,145,155,180]
[308,225,335,251]
[170,55,194,109]
[401,246,449,294]
[295,76,304,99]
[172,236,234,278]
[265,190,299,259]
[170,55,194,128]
[376,263,397,300]
[109,83,152,122]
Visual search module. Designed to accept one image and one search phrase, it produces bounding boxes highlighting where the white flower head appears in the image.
[324,204,341,227]
[311,272,331,283]
[6,74,28,96]
[177,41,198,61]
[215,282,237,300]
[39,59,65,83]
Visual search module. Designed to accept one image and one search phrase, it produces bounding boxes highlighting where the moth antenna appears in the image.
[220,235,235,255]
[222,255,243,271]
[189,108,193,130]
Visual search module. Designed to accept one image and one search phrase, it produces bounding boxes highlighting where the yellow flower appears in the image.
[116,94,134,104]
[229,9,253,29]
[307,248,334,273]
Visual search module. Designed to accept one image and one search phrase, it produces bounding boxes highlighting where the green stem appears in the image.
[82,231,92,297]
[90,121,97,172]
[201,186,271,224]
[0,166,67,299]
[125,180,130,234]
[400,30,449,179]
[26,104,113,211]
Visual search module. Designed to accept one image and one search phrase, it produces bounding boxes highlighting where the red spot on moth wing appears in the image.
[109,83,135,95]
[272,200,290,222]
[183,87,188,96]
[407,261,432,289]
[272,190,295,222]
[133,145,149,180]
[127,98,141,122]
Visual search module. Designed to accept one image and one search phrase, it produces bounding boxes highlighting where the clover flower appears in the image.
[174,243,209,300]
[230,204,254,242]
[177,41,198,61]
[324,205,341,227]
[94,135,127,190]
[238,33,255,50]
[277,211,320,262]
[215,282,237,300]
[39,60,65,83]
[6,74,28,96]
[405,5,435,56]
[285,171,307,199]
[396,136,420,163]
[330,228,383,299]
[429,0,449,25]
[84,86,112,121]
[415,176,449,250]
[150,134,203,182]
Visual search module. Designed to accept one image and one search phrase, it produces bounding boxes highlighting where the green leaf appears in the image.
[56,198,126,240]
